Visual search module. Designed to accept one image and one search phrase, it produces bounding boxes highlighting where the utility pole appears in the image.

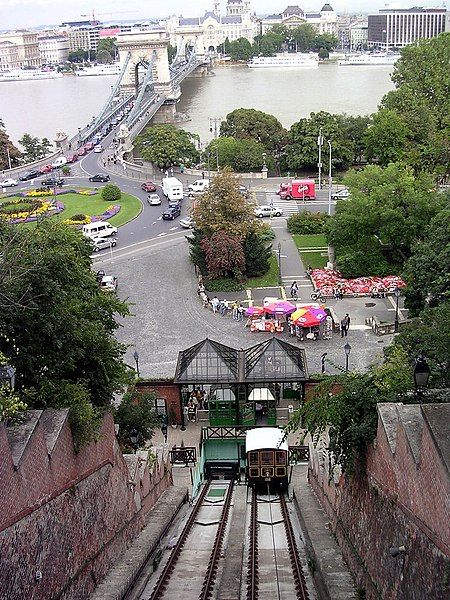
[317,127,323,190]
[327,139,332,216]
[209,117,221,171]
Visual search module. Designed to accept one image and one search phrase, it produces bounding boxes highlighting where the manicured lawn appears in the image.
[6,191,142,228]
[246,255,279,288]
[292,233,327,249]
[299,250,328,269]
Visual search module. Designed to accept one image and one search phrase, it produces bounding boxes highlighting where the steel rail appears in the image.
[279,493,310,600]
[199,479,235,600]
[148,480,212,600]
[246,487,259,599]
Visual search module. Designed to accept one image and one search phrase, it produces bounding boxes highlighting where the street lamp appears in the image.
[413,355,430,402]
[317,128,323,190]
[327,140,332,216]
[130,428,140,452]
[209,117,221,171]
[394,287,400,333]
[133,350,140,378]
[321,352,327,374]
[344,342,351,372]
[277,242,282,285]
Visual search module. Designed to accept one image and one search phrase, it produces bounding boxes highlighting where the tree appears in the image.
[101,183,122,202]
[364,109,409,166]
[97,37,117,59]
[68,49,88,63]
[18,133,41,162]
[229,38,253,61]
[290,24,316,52]
[325,164,444,277]
[286,111,354,171]
[40,137,52,157]
[115,387,160,451]
[313,33,339,53]
[244,230,272,277]
[0,118,21,170]
[220,108,287,156]
[201,231,246,280]
[136,125,199,169]
[402,208,450,315]
[167,43,177,63]
[0,221,130,431]
[260,37,275,57]
[206,136,272,173]
[340,114,370,165]
[192,168,257,240]
[96,49,113,64]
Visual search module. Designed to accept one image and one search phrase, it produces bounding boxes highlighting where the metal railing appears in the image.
[289,445,309,463]
[169,446,197,465]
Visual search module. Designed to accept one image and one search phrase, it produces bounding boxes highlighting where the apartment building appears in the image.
[0,41,20,71]
[38,35,69,64]
[0,31,40,68]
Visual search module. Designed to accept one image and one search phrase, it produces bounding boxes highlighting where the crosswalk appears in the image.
[254,191,299,216]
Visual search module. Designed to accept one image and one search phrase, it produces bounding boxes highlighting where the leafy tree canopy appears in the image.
[136,125,199,169]
[220,108,287,155]
[97,37,117,59]
[101,183,122,202]
[115,387,161,451]
[18,133,53,162]
[201,231,246,280]
[206,136,272,173]
[364,109,410,166]
[0,118,21,170]
[228,37,253,61]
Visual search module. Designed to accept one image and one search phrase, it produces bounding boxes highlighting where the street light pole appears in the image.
[317,128,323,190]
[394,287,400,333]
[133,350,140,378]
[209,117,221,171]
[344,342,351,372]
[277,242,282,285]
[327,140,332,216]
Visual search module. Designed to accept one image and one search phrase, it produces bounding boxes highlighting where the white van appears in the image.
[82,221,118,240]
[51,156,68,169]
[188,179,210,195]
[162,177,184,202]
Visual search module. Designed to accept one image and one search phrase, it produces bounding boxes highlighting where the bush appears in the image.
[71,213,88,221]
[61,165,71,175]
[336,245,392,278]
[204,277,244,292]
[287,211,330,234]
[101,183,121,202]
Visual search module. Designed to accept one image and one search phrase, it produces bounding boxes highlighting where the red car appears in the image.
[84,142,94,151]
[141,181,157,192]
[77,146,86,156]
[66,153,78,163]
[39,164,53,174]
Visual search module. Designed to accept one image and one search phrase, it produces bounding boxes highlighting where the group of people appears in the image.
[185,388,207,422]
[198,283,245,321]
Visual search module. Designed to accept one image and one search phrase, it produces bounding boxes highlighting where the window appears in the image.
[249,451,259,465]
[261,451,274,466]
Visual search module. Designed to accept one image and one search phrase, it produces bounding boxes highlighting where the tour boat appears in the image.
[0,69,63,82]
[76,64,121,77]
[248,53,319,68]
[338,53,400,66]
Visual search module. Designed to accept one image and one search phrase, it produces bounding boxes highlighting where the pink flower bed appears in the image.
[310,268,406,297]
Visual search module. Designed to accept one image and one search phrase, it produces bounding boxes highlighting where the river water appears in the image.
[0,63,395,146]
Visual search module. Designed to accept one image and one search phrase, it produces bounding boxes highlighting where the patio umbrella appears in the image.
[245,306,265,317]
[292,306,327,327]
[264,300,297,316]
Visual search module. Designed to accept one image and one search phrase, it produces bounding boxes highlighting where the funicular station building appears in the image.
[168,337,309,481]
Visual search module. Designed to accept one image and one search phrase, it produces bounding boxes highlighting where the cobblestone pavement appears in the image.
[97,236,401,380]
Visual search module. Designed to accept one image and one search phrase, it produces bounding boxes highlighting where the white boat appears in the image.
[338,53,400,66]
[0,69,63,82]
[76,64,121,77]
[248,53,319,69]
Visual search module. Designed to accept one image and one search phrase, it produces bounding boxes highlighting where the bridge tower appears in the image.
[116,30,179,101]
[173,26,205,62]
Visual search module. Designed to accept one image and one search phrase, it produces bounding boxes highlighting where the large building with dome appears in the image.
[260,4,338,36]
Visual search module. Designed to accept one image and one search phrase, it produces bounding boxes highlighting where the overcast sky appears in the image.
[0,1,444,30]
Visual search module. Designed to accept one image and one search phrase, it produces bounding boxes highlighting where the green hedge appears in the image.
[287,211,330,235]
[204,277,244,292]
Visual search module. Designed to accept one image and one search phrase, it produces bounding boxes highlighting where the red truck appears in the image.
[277,179,316,200]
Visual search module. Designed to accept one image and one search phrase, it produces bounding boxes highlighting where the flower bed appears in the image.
[8,201,65,224]
[63,205,121,226]
[310,268,406,297]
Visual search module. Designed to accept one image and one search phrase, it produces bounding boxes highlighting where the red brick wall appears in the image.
[0,411,172,600]
[308,404,450,600]
[136,380,182,424]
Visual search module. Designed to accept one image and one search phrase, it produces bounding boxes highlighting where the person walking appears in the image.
[341,313,350,337]
[290,281,299,300]
[211,296,220,314]
[344,313,351,333]
[232,301,239,321]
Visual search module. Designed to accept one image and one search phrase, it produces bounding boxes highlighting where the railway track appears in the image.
[146,479,234,600]
[246,488,310,600]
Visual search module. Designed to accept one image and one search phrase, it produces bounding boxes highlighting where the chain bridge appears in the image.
[77,27,209,151]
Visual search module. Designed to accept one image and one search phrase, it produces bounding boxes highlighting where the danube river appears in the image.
[0,63,395,145]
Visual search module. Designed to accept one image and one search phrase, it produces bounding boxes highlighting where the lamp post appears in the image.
[344,342,351,372]
[133,350,140,378]
[413,355,430,403]
[317,127,323,190]
[277,242,282,285]
[327,140,332,216]
[321,352,327,374]
[130,428,140,453]
[209,117,221,171]
[394,287,400,333]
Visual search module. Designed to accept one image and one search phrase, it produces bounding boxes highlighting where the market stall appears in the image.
[289,304,328,340]
[310,269,406,298]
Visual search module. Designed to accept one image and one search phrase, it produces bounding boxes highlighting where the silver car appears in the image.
[91,237,117,252]
[254,205,283,218]
[147,193,162,205]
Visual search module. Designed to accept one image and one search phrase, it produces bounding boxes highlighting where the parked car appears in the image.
[162,206,181,220]
[39,164,53,174]
[254,205,283,218]
[99,275,118,291]
[89,174,110,182]
[66,153,78,163]
[84,142,94,151]
[188,179,210,195]
[19,170,40,181]
[0,178,18,187]
[179,217,196,229]
[239,185,249,198]
[331,188,350,200]
[41,177,64,187]
[77,146,87,156]
[91,237,117,252]
[147,193,162,206]
[93,145,103,153]
[141,181,157,192]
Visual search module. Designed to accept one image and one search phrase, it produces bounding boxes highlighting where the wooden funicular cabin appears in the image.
[174,337,309,479]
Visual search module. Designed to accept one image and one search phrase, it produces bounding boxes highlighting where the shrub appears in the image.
[101,183,121,202]
[204,277,244,292]
[287,211,330,234]
[71,213,88,221]
[336,245,392,278]
[61,165,71,175]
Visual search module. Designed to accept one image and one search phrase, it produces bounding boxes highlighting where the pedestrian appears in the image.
[220,299,229,316]
[237,303,245,322]
[202,171,205,180]
[290,281,299,299]
[341,314,350,337]
[187,399,195,422]
[232,301,239,320]
[211,296,220,314]
[344,313,350,332]
[255,402,263,422]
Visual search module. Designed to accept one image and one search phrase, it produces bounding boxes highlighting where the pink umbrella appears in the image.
[292,306,327,327]
[245,306,265,317]
[264,300,297,315]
